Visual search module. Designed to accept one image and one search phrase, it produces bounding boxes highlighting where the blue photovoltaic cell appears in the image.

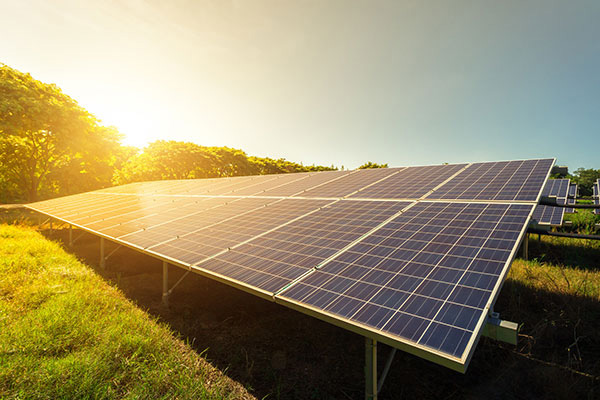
[531,205,564,226]
[260,170,353,196]
[541,179,570,198]
[149,199,332,265]
[565,197,576,214]
[117,197,281,249]
[594,182,600,215]
[568,183,577,198]
[348,164,467,199]
[197,200,411,294]
[296,167,400,198]
[428,159,554,202]
[565,183,577,213]
[279,202,533,359]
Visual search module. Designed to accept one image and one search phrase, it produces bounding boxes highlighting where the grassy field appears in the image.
[0,224,254,400]
[1,217,599,399]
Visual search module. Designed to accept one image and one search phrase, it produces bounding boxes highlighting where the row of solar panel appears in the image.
[531,179,578,226]
[29,192,534,362]
[88,159,554,202]
[27,158,554,370]
[594,180,600,215]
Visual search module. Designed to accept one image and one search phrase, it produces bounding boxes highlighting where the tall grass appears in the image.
[0,224,254,400]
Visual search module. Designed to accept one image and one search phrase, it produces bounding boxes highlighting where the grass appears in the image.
[564,209,600,235]
[0,224,254,400]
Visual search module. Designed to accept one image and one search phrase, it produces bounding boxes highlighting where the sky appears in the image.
[1,0,599,170]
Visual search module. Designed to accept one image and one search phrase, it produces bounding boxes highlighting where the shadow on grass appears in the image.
[37,227,600,400]
[526,234,600,271]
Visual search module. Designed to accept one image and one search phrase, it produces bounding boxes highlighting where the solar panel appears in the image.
[260,170,353,196]
[565,183,577,213]
[541,179,570,198]
[568,183,577,198]
[296,167,401,198]
[149,199,333,265]
[118,197,283,249]
[427,159,554,202]
[348,164,467,199]
[196,200,412,294]
[278,202,533,362]
[594,181,600,215]
[26,157,555,373]
[531,205,564,226]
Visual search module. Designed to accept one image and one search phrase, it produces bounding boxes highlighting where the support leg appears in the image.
[162,261,169,308]
[377,347,397,394]
[100,238,106,270]
[522,233,529,260]
[69,224,73,247]
[365,337,377,400]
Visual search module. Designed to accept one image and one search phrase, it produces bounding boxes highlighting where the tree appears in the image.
[0,64,122,201]
[114,141,337,185]
[569,168,600,197]
[358,161,388,169]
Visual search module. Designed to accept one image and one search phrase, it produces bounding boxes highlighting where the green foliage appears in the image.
[358,161,388,169]
[0,64,121,202]
[0,224,251,399]
[568,168,600,197]
[0,64,336,203]
[114,140,336,185]
[563,210,600,235]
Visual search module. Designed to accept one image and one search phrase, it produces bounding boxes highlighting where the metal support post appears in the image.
[162,261,169,307]
[522,233,528,260]
[49,220,53,234]
[365,337,377,400]
[69,224,73,247]
[377,347,397,394]
[100,238,106,270]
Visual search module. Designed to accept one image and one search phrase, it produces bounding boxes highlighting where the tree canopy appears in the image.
[568,168,600,197]
[113,141,336,185]
[0,64,336,203]
[358,161,388,169]
[0,64,121,201]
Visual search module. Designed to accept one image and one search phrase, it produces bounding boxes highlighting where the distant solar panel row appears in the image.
[594,181,600,215]
[27,158,554,372]
[93,159,554,202]
[565,183,578,214]
[531,205,564,226]
[531,179,570,225]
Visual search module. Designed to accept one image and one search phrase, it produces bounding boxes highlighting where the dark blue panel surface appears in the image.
[296,167,400,198]
[348,164,467,199]
[280,201,533,359]
[197,200,411,294]
[532,205,564,226]
[150,199,332,264]
[428,159,554,202]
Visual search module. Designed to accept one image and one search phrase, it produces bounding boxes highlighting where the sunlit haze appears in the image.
[2,1,599,169]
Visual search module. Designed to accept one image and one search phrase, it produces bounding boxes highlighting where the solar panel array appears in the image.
[27,158,554,372]
[594,180,600,215]
[565,183,578,214]
[531,178,570,226]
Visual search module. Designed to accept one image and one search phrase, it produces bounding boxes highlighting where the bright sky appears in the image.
[1,1,599,169]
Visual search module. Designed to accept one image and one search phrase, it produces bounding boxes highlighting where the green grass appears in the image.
[563,209,600,235]
[0,224,254,400]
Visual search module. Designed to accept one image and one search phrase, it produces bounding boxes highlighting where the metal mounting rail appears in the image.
[538,198,600,209]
